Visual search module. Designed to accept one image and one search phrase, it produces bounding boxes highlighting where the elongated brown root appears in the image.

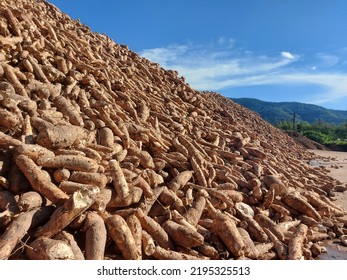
[105,214,141,260]
[35,187,99,238]
[152,246,208,260]
[0,131,22,148]
[255,213,285,242]
[69,171,109,189]
[126,214,142,260]
[141,230,156,257]
[0,207,52,260]
[190,157,207,187]
[158,188,185,214]
[135,208,175,250]
[237,227,259,259]
[263,175,288,196]
[106,186,143,208]
[83,212,107,260]
[35,123,89,149]
[196,244,219,259]
[168,171,193,192]
[15,154,69,205]
[263,228,288,260]
[54,231,85,260]
[37,155,99,172]
[288,224,308,260]
[0,109,21,130]
[282,193,321,222]
[98,127,114,148]
[139,186,164,214]
[26,237,75,260]
[128,147,155,169]
[58,181,96,194]
[15,144,55,162]
[211,213,245,257]
[53,96,84,126]
[183,192,207,226]
[162,220,204,248]
[53,168,71,183]
[302,191,345,217]
[109,159,129,197]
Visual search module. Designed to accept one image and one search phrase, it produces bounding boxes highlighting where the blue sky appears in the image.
[48,0,347,110]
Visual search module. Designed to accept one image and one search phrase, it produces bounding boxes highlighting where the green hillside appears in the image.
[231,98,347,125]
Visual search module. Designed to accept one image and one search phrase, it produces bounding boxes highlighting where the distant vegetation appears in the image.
[231,98,347,151]
[231,98,347,125]
[277,119,347,151]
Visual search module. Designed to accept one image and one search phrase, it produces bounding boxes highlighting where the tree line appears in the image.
[276,119,347,150]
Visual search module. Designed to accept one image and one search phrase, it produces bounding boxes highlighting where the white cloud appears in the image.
[140,42,298,82]
[139,40,347,107]
[218,37,236,49]
[140,45,188,67]
[316,53,340,67]
[281,51,295,60]
[212,72,347,105]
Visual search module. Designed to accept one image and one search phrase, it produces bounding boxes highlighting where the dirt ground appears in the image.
[306,149,347,259]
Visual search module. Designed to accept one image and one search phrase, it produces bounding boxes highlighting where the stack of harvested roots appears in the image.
[0,0,346,260]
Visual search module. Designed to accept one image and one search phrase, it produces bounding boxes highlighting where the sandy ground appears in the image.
[307,149,347,259]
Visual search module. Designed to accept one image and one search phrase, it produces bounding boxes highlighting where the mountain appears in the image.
[231,98,347,125]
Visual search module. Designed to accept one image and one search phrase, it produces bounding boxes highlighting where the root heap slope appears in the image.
[0,0,346,260]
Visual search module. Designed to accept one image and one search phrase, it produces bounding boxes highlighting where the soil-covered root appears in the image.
[26,237,75,260]
[288,224,308,260]
[282,193,321,222]
[152,246,208,260]
[15,154,69,205]
[54,231,85,260]
[0,207,54,260]
[105,214,141,260]
[83,212,107,260]
[37,155,99,173]
[34,187,99,238]
[210,212,246,257]
[17,191,43,211]
[162,220,204,248]
[135,208,175,250]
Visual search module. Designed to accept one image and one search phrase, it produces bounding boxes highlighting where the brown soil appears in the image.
[286,131,329,150]
[307,150,347,259]
[307,150,347,210]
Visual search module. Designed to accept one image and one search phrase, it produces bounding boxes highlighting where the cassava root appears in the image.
[0,0,345,260]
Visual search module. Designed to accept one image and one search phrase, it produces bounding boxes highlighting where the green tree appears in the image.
[302,130,332,144]
[277,120,292,130]
[296,121,311,133]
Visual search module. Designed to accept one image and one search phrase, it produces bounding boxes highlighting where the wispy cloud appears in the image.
[212,72,347,104]
[139,39,347,107]
[140,41,299,83]
[140,45,189,66]
[316,53,340,67]
[281,51,296,60]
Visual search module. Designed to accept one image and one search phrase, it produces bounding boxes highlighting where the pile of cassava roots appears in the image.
[0,0,346,260]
